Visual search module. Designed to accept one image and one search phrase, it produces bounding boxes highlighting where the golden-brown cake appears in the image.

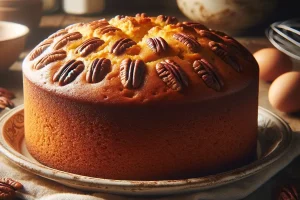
[22,14,259,180]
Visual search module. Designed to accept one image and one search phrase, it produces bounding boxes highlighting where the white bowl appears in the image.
[176,0,278,35]
[0,21,29,71]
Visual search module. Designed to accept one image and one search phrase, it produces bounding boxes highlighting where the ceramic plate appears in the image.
[0,105,293,196]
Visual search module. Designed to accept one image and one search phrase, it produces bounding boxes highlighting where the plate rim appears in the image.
[0,105,293,195]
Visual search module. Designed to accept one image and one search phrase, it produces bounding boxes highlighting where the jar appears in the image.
[63,0,105,15]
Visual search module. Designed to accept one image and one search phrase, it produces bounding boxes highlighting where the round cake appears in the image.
[23,14,259,180]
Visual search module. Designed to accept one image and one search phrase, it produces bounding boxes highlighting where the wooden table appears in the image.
[1,12,300,199]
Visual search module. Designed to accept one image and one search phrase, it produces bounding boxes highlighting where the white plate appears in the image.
[0,105,293,196]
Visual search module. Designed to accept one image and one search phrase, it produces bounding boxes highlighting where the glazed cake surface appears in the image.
[23,14,259,180]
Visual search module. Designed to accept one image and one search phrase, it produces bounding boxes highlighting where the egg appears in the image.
[269,72,300,113]
[253,48,292,82]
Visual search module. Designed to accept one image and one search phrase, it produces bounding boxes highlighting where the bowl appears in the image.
[176,0,278,35]
[0,21,29,71]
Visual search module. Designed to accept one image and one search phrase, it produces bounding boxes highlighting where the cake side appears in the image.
[24,74,258,180]
[22,14,258,105]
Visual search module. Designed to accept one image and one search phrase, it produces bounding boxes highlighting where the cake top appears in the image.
[23,14,258,105]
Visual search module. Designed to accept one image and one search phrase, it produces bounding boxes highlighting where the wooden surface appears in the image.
[1,12,300,199]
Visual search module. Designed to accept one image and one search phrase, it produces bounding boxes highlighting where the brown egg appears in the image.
[253,48,292,82]
[269,72,300,113]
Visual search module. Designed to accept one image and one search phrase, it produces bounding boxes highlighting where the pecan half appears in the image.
[278,185,298,200]
[89,19,109,30]
[225,38,244,53]
[0,88,15,99]
[136,13,148,18]
[53,32,82,50]
[210,30,256,64]
[211,30,246,52]
[76,37,104,57]
[0,178,23,200]
[48,29,68,39]
[0,178,23,190]
[116,15,126,20]
[209,41,241,72]
[110,38,136,55]
[211,29,246,48]
[180,22,209,31]
[97,25,120,34]
[193,59,223,91]
[86,58,111,83]
[198,30,223,43]
[210,29,227,37]
[157,15,178,24]
[173,33,201,52]
[34,50,67,70]
[226,38,256,64]
[28,39,53,61]
[120,58,146,89]
[146,37,169,54]
[0,183,15,200]
[53,60,84,86]
[156,59,188,91]
[0,96,14,110]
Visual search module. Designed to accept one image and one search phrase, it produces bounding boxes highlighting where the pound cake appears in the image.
[22,14,259,180]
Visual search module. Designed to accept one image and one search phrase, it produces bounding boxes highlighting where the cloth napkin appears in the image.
[0,109,299,200]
